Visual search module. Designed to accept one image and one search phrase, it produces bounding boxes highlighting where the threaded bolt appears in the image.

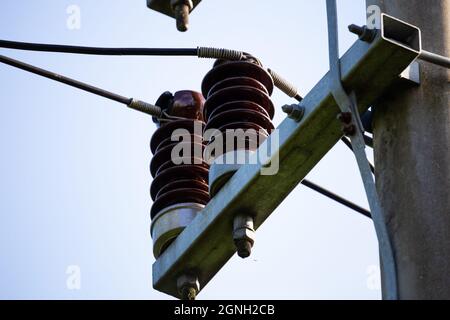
[171,0,193,32]
[282,104,306,122]
[282,104,294,114]
[181,286,197,300]
[235,239,253,258]
[173,4,190,32]
[348,24,365,36]
[177,273,200,300]
[338,112,357,136]
[348,24,377,43]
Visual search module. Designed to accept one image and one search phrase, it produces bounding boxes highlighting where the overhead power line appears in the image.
[0,53,162,117]
[302,180,371,218]
[0,39,199,56]
[0,39,302,100]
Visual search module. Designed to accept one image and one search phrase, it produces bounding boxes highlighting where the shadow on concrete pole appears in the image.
[366,0,450,299]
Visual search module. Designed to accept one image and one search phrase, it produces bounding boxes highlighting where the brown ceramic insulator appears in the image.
[150,141,207,177]
[150,91,210,220]
[170,90,205,121]
[201,61,275,157]
[150,165,210,218]
[151,120,204,153]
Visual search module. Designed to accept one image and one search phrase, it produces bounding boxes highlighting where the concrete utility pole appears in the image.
[367,0,450,299]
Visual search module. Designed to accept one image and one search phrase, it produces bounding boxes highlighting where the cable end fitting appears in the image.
[128,99,162,117]
[268,68,302,101]
[197,47,245,61]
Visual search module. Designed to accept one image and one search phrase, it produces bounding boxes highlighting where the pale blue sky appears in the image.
[0,0,380,299]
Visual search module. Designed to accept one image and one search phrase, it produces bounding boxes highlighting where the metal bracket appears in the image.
[419,50,450,69]
[400,61,420,85]
[326,0,403,300]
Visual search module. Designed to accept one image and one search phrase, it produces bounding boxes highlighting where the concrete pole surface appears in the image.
[366,0,450,299]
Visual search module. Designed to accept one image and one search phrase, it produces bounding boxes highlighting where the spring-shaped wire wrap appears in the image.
[267,68,300,99]
[149,114,210,220]
[201,60,275,176]
[128,99,162,117]
[197,47,245,62]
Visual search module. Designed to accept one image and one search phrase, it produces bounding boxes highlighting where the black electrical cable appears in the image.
[302,179,372,219]
[0,39,305,102]
[0,39,198,56]
[364,134,374,148]
[0,53,132,105]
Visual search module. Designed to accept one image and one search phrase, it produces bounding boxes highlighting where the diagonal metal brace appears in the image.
[326,0,398,300]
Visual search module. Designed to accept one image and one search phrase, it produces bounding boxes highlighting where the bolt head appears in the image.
[282,104,294,114]
[348,24,377,43]
[338,112,352,124]
[343,124,357,136]
[235,239,253,259]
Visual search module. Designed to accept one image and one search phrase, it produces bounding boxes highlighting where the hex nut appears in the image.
[170,0,193,10]
[233,215,256,258]
[233,227,256,245]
